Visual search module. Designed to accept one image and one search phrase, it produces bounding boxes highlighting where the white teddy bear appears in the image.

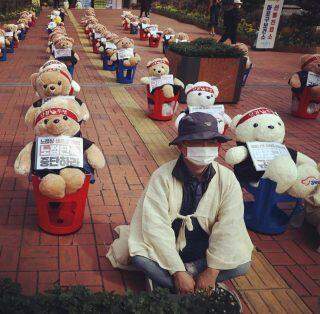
[175,82,231,134]
[224,107,316,194]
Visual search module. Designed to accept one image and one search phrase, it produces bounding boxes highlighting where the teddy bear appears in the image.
[3,24,19,47]
[110,37,141,67]
[289,54,320,114]
[25,60,86,127]
[174,82,230,134]
[90,24,108,43]
[169,32,190,44]
[233,43,252,70]
[14,97,105,199]
[141,57,184,98]
[163,27,175,42]
[139,17,151,30]
[47,30,67,53]
[0,29,10,52]
[98,32,119,55]
[224,107,317,194]
[51,36,80,68]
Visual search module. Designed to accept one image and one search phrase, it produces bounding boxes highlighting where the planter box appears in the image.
[166,50,246,104]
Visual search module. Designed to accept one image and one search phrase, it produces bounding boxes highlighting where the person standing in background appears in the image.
[53,0,59,8]
[209,0,221,36]
[140,0,152,18]
[218,0,242,44]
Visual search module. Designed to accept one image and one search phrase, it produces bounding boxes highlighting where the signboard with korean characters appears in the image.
[35,136,83,170]
[149,75,174,92]
[247,141,290,171]
[256,0,284,49]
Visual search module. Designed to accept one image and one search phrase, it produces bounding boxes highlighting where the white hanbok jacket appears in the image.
[107,160,254,275]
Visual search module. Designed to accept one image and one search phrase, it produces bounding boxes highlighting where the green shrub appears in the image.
[168,38,244,58]
[0,278,241,314]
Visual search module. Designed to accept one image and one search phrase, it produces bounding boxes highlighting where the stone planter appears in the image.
[166,50,246,104]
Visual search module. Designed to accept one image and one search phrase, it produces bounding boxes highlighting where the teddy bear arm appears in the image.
[289,73,301,89]
[25,106,37,127]
[86,144,106,169]
[162,85,174,98]
[140,77,150,85]
[110,53,117,62]
[14,142,33,175]
[74,52,80,61]
[173,78,184,88]
[224,146,248,165]
[296,152,317,167]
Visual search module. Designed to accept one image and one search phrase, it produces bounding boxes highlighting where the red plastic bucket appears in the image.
[149,35,161,48]
[147,86,180,121]
[291,88,320,119]
[32,175,90,235]
[139,28,148,41]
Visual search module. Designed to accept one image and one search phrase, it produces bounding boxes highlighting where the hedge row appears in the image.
[0,278,241,313]
[0,4,41,23]
[168,38,244,58]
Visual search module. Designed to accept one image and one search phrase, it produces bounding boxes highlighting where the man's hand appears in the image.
[173,271,195,294]
[195,268,219,292]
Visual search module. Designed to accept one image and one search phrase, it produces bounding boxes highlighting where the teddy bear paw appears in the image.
[60,168,85,195]
[39,174,66,199]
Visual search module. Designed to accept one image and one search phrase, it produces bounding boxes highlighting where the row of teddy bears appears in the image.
[0,10,37,58]
[46,9,80,76]
[14,10,106,201]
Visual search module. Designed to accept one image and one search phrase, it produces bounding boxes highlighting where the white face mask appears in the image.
[185,146,219,166]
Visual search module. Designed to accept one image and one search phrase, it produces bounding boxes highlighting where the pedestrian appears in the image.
[209,0,221,36]
[140,0,152,18]
[218,0,242,45]
[107,112,253,293]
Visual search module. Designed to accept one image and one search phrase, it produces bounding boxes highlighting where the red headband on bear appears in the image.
[186,86,215,95]
[35,108,78,126]
[236,107,275,127]
[147,59,169,68]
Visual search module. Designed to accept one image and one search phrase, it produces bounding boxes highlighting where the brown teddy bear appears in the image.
[289,54,320,113]
[3,24,19,47]
[141,57,184,98]
[25,61,86,126]
[169,32,190,44]
[51,36,80,68]
[163,27,175,41]
[15,97,105,199]
[233,43,252,70]
[98,32,119,54]
[110,37,141,67]
[0,29,10,51]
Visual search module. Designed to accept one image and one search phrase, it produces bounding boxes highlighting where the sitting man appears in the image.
[107,112,253,294]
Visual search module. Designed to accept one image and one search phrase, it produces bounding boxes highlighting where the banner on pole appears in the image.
[255,0,284,50]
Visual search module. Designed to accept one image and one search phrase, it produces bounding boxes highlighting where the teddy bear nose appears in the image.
[53,119,60,124]
[157,70,161,73]
[268,125,274,129]
[207,96,211,99]
[50,86,55,91]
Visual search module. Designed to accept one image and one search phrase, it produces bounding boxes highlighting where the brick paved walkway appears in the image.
[0,8,319,313]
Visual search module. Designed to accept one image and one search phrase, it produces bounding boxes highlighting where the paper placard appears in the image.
[105,42,117,50]
[141,23,148,29]
[41,95,75,105]
[50,14,55,20]
[94,33,102,39]
[100,38,107,43]
[117,48,134,60]
[48,22,57,30]
[148,25,158,34]
[307,72,320,87]
[247,141,290,171]
[164,34,173,40]
[5,31,13,37]
[149,74,174,92]
[189,105,225,117]
[54,48,72,58]
[0,36,5,45]
[35,136,83,170]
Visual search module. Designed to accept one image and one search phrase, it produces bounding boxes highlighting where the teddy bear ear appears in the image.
[30,73,38,89]
[212,85,219,98]
[230,114,243,131]
[146,60,153,67]
[175,112,186,130]
[162,57,169,64]
[300,54,311,67]
[185,84,194,94]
